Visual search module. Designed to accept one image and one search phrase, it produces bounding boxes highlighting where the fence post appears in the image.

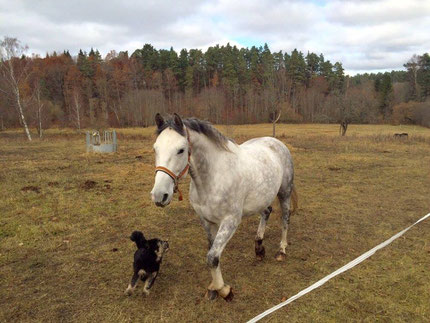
[86,131,90,152]
[113,130,117,152]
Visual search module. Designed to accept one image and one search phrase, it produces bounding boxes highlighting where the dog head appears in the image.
[130,231,147,249]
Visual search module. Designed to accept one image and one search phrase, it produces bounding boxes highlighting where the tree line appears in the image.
[1,36,429,140]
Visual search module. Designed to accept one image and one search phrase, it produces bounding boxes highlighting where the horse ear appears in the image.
[173,113,183,128]
[155,113,164,129]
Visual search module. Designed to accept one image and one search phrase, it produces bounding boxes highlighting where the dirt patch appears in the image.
[47,181,59,187]
[21,185,41,193]
[328,166,341,171]
[82,180,97,190]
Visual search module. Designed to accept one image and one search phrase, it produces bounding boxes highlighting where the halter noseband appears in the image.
[154,128,191,201]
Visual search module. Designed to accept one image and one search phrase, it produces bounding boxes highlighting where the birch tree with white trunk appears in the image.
[0,37,32,141]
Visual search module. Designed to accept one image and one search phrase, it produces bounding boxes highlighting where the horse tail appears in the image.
[290,185,298,216]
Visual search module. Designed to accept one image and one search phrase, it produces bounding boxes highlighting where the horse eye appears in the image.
[177,149,184,155]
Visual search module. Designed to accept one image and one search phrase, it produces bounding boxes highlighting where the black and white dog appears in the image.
[124,231,169,296]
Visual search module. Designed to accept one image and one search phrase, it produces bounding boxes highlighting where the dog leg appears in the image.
[143,271,158,295]
[124,272,139,296]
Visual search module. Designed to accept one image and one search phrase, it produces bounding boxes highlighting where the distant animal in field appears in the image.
[394,133,408,139]
[150,113,298,302]
[124,231,169,296]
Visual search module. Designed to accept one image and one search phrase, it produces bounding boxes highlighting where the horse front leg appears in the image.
[200,217,219,250]
[206,216,240,302]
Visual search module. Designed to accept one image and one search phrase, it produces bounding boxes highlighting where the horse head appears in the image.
[151,113,190,207]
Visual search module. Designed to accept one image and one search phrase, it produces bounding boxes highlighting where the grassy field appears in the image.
[1,124,429,322]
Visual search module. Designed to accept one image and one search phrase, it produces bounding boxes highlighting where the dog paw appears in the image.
[124,284,135,296]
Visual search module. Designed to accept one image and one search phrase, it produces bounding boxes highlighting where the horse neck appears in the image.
[188,131,231,185]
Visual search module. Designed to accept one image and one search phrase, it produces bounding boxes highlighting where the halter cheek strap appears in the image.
[154,128,191,201]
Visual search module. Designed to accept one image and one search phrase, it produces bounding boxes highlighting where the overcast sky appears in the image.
[1,0,429,75]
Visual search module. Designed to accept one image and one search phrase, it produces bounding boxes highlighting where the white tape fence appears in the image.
[247,212,430,323]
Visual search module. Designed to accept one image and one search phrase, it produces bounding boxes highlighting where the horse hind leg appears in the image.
[255,206,272,260]
[276,186,295,261]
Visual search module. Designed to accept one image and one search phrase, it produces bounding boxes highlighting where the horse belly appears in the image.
[241,159,283,216]
[242,183,280,216]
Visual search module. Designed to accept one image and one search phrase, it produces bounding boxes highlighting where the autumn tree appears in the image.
[28,57,47,137]
[2,41,427,129]
[64,65,84,129]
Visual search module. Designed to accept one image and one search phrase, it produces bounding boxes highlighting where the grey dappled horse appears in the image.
[150,113,297,301]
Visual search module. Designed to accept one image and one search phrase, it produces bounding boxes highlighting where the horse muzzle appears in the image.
[151,190,172,207]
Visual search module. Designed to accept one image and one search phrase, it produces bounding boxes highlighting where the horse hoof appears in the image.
[223,288,234,302]
[206,289,218,300]
[218,285,231,297]
[255,241,265,260]
[275,251,287,261]
[255,247,265,260]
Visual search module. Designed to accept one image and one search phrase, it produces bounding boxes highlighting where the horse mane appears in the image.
[156,116,232,151]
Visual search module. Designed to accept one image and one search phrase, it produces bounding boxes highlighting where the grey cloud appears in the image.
[326,0,430,26]
[14,0,202,29]
[0,0,429,74]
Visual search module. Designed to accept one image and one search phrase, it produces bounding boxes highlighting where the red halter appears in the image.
[154,128,191,201]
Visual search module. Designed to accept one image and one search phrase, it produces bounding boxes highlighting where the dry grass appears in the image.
[1,124,429,322]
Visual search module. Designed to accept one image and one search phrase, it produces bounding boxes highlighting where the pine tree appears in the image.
[333,62,345,92]
[177,49,189,92]
[418,53,430,100]
[404,54,419,101]
[77,49,92,78]
[376,73,393,119]
[305,52,319,84]
[261,43,274,87]
[249,46,262,88]
[288,49,306,88]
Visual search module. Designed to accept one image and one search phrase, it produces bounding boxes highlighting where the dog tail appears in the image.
[130,231,147,249]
